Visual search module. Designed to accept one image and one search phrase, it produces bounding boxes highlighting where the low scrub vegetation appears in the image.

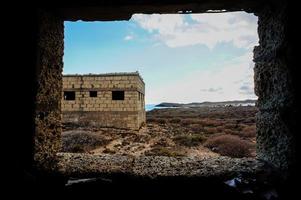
[62,106,257,158]
[169,118,181,123]
[173,134,207,147]
[204,134,253,158]
[147,118,167,124]
[62,130,111,153]
[147,106,257,158]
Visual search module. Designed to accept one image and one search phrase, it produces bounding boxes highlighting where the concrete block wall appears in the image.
[62,72,145,130]
[136,77,146,126]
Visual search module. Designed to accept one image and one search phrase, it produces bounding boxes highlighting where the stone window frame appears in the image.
[33,1,296,181]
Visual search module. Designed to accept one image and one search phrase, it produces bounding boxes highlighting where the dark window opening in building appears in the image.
[64,91,75,100]
[90,91,97,97]
[112,91,125,100]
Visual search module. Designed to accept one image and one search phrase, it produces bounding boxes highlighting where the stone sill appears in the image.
[57,153,265,180]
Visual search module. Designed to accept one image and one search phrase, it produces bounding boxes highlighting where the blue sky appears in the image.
[64,12,258,104]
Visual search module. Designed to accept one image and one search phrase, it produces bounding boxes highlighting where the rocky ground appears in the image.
[62,106,257,158]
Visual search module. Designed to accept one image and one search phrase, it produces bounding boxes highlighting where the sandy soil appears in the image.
[86,123,218,158]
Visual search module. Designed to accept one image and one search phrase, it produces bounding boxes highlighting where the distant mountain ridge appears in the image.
[156,99,257,108]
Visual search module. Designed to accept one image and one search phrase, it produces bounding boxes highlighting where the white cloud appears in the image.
[124,35,134,41]
[132,12,258,49]
[145,51,257,104]
[201,87,223,93]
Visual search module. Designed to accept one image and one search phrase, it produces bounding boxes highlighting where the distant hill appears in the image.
[156,99,257,108]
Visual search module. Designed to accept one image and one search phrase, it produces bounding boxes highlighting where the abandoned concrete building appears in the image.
[62,72,146,130]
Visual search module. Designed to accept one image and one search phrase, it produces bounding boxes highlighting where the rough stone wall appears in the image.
[34,10,64,171]
[62,73,145,130]
[29,1,299,183]
[254,3,297,171]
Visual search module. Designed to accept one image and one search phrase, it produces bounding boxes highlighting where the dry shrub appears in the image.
[216,126,225,132]
[222,125,256,138]
[69,144,85,153]
[224,123,238,129]
[173,134,207,147]
[169,118,181,123]
[189,123,204,133]
[146,118,157,123]
[200,119,222,127]
[146,118,167,124]
[157,118,167,124]
[180,118,198,126]
[153,138,170,147]
[62,130,111,153]
[242,125,256,138]
[243,117,256,124]
[203,127,218,134]
[204,134,252,158]
[103,148,116,154]
[224,129,239,135]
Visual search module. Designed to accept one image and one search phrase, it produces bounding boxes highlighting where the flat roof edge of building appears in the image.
[63,72,145,84]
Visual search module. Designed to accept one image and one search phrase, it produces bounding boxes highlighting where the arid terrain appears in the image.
[62,106,257,158]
